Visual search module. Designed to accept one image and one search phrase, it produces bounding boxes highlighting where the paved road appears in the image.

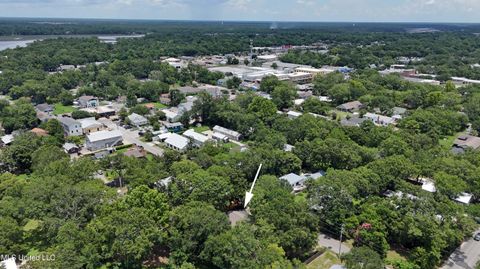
[318,233,351,255]
[441,229,480,269]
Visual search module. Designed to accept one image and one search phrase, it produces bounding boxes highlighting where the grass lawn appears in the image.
[329,109,351,121]
[194,125,210,133]
[223,142,241,152]
[439,132,462,150]
[115,147,131,154]
[387,250,407,261]
[295,192,307,203]
[306,250,342,269]
[23,219,41,232]
[53,103,77,115]
[152,102,167,109]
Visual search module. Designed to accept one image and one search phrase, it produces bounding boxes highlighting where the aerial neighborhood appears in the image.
[0,18,480,269]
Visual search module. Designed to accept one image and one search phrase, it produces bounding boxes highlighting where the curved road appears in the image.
[441,229,480,269]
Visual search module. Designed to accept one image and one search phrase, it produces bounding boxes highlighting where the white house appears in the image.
[287,111,303,119]
[159,133,190,152]
[128,113,148,127]
[364,113,395,126]
[213,125,242,141]
[162,109,181,123]
[183,129,211,147]
[58,117,82,137]
[212,132,229,143]
[86,130,123,151]
[280,173,307,192]
[455,193,473,205]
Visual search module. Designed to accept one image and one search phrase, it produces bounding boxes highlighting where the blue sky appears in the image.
[0,0,479,22]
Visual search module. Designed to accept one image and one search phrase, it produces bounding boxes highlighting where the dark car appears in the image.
[474,233,480,241]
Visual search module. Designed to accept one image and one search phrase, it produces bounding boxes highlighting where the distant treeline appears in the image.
[2,18,480,36]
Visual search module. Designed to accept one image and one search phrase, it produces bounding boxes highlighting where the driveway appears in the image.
[118,126,164,157]
[318,233,351,255]
[441,229,480,269]
[99,118,164,157]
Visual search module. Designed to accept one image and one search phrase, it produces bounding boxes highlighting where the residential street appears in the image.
[441,229,480,269]
[318,233,351,255]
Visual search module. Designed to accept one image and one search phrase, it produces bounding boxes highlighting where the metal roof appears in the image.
[280,173,305,186]
[164,133,189,150]
[87,130,122,143]
[183,129,210,143]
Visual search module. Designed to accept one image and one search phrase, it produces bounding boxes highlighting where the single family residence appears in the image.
[336,101,363,112]
[183,129,211,147]
[77,95,99,108]
[213,125,242,141]
[159,132,190,152]
[58,117,82,137]
[128,113,148,127]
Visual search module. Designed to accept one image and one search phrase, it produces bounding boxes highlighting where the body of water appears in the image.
[0,34,144,51]
[0,39,37,51]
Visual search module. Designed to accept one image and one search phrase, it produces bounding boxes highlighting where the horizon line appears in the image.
[1,16,480,25]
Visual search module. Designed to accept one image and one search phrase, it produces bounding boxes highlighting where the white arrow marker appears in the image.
[244,163,263,208]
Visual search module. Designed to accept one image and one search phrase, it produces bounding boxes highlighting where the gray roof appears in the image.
[63,143,79,151]
[164,133,189,150]
[78,117,103,129]
[183,129,210,143]
[337,100,363,110]
[306,170,326,180]
[1,134,14,145]
[280,173,306,186]
[78,95,97,102]
[58,117,80,127]
[128,113,148,123]
[87,130,123,143]
[340,116,368,127]
[213,125,241,138]
[36,103,53,112]
[393,106,407,115]
[453,135,480,150]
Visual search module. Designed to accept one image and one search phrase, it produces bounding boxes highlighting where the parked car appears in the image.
[474,233,480,241]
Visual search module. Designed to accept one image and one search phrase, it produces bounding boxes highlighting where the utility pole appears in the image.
[338,224,344,257]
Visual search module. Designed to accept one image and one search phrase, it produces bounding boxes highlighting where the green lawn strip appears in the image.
[306,250,341,269]
[53,103,77,115]
[193,125,210,133]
